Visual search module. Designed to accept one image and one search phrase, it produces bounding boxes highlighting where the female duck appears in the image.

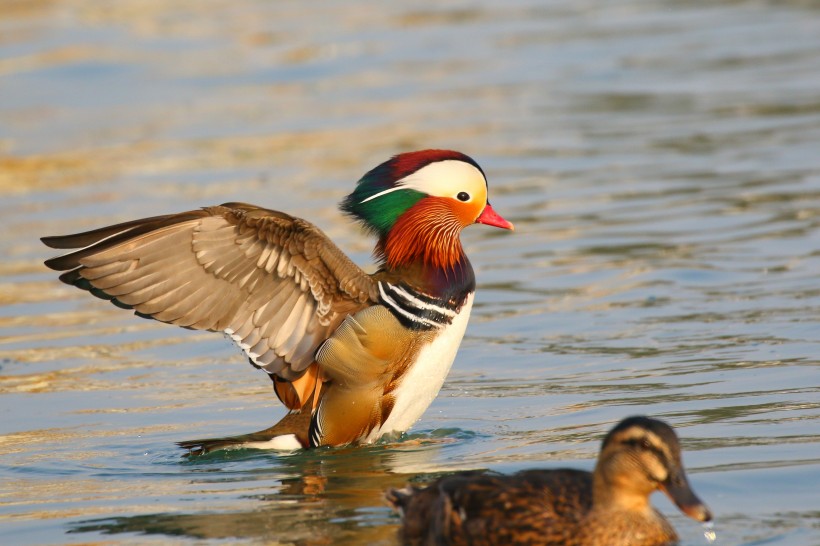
[387,416,712,546]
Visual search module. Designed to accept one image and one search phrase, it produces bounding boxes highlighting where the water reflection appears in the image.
[69,436,479,545]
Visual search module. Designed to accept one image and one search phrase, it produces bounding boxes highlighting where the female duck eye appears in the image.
[457,191,470,202]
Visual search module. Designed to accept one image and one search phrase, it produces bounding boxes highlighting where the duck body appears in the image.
[42,150,513,451]
[390,469,676,546]
[387,416,712,546]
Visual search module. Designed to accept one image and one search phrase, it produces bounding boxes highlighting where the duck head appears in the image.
[593,416,712,523]
[341,150,513,271]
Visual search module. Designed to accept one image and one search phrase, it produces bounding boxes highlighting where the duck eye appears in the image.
[457,191,470,202]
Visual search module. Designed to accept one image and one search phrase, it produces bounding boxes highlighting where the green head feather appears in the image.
[341,187,425,236]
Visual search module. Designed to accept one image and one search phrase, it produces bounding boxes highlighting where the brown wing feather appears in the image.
[42,203,378,381]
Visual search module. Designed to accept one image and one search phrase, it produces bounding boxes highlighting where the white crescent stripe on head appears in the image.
[359,185,406,204]
[358,159,487,205]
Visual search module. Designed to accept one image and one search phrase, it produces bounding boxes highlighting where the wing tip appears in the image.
[41,235,62,249]
[44,255,72,271]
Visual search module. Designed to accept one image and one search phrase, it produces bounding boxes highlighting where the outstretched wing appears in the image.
[42,202,378,381]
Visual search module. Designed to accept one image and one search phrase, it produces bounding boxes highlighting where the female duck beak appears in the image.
[476,203,514,231]
[660,469,713,523]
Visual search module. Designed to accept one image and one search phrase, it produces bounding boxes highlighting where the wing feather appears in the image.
[42,203,378,380]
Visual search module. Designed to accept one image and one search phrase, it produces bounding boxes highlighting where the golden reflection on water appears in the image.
[4,441,465,545]
[0,148,135,194]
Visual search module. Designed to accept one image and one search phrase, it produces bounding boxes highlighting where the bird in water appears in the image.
[42,150,514,453]
[386,416,712,546]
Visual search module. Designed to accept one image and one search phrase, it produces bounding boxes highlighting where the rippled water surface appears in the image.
[2,1,819,545]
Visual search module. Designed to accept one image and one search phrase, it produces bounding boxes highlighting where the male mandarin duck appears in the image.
[387,416,712,546]
[42,150,514,452]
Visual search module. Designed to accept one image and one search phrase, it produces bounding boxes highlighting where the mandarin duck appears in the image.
[387,416,712,546]
[42,150,514,452]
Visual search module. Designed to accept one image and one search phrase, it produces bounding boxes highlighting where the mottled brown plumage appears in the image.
[387,416,711,546]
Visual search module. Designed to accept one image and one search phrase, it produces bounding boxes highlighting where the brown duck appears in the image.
[41,150,513,452]
[386,416,712,546]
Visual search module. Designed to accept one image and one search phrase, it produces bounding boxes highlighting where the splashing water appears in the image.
[703,521,717,543]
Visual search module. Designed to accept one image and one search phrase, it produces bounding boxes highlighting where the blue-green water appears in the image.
[1,1,819,544]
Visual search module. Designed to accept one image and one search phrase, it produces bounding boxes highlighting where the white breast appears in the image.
[366,293,474,442]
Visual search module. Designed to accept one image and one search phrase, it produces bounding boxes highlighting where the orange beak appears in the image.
[476,203,514,231]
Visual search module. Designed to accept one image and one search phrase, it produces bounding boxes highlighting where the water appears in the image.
[704,522,717,544]
[1,1,819,544]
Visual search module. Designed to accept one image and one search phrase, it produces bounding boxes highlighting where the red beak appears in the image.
[476,203,514,231]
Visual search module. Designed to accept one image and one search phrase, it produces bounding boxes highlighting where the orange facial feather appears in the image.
[382,197,468,271]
